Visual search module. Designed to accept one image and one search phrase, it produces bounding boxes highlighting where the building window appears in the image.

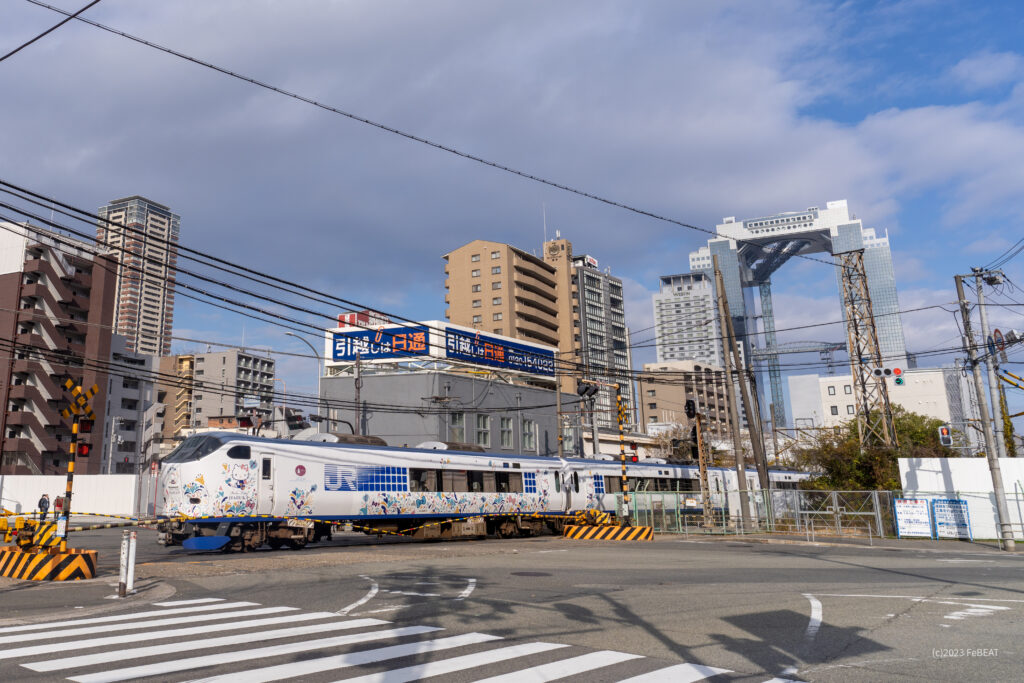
[471,269,480,277]
[472,299,482,308]
[491,266,501,275]
[827,386,836,396]
[500,417,513,448]
[646,389,655,397]
[471,254,480,262]
[476,414,490,447]
[847,405,855,414]
[472,284,481,292]
[492,281,502,290]
[522,419,536,451]
[493,328,503,334]
[491,251,500,259]
[493,312,503,321]
[492,297,502,305]
[472,315,482,324]
[648,402,657,410]
[450,413,465,442]
[830,406,839,416]
[844,385,852,394]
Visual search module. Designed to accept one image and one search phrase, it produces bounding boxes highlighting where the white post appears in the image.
[126,530,137,594]
[118,530,129,598]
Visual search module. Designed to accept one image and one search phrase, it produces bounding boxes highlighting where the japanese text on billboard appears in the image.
[332,326,429,361]
[444,330,554,376]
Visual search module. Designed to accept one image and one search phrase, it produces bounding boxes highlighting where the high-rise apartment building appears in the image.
[444,236,635,431]
[97,196,180,356]
[157,349,275,436]
[0,222,117,474]
[652,272,721,367]
[444,240,560,348]
[104,335,161,473]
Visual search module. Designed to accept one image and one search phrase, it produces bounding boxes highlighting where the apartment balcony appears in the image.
[513,277,557,304]
[514,319,559,347]
[5,411,59,452]
[512,262,557,290]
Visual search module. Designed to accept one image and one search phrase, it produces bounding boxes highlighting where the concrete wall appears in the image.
[900,458,1024,540]
[0,474,138,516]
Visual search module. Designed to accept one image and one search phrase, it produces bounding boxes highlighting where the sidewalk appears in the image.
[670,531,1021,554]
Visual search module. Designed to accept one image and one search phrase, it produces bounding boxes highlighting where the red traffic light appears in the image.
[76,443,91,457]
[892,368,902,376]
[78,419,94,434]
[629,454,639,463]
[629,442,638,451]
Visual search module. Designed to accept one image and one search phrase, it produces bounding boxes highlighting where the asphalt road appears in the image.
[1,530,1022,682]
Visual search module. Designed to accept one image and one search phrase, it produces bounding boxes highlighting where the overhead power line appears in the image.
[0,0,101,64]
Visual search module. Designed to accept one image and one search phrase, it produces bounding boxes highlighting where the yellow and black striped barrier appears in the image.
[0,547,97,581]
[563,524,653,541]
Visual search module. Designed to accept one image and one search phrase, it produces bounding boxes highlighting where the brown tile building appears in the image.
[637,360,733,441]
[0,222,117,474]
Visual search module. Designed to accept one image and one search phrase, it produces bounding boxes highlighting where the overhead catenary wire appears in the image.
[0,0,101,64]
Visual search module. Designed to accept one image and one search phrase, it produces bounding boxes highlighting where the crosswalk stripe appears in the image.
[0,606,294,645]
[153,599,227,607]
[615,662,734,682]
[70,625,444,683]
[1,612,356,662]
[470,650,642,683]
[341,642,571,683]
[24,617,388,671]
[0,601,258,635]
[187,632,506,683]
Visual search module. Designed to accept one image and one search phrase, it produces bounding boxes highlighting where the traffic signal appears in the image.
[629,454,639,462]
[684,399,696,419]
[76,443,91,457]
[576,380,599,398]
[285,412,308,430]
[938,425,953,447]
[77,418,94,434]
[629,441,638,451]
[893,367,904,386]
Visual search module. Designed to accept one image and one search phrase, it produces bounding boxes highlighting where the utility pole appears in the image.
[589,395,600,457]
[955,274,1015,551]
[973,269,1006,458]
[354,352,363,436]
[713,256,752,530]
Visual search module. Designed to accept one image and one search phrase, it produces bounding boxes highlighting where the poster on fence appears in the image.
[932,499,972,540]
[894,498,933,538]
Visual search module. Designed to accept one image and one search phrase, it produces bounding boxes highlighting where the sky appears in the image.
[3,0,1024,421]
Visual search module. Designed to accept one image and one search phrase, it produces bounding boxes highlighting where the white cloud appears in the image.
[950,51,1024,92]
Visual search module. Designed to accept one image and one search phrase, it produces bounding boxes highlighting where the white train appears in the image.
[156,432,809,551]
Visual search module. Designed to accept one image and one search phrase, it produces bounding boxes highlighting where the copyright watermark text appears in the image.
[932,648,998,658]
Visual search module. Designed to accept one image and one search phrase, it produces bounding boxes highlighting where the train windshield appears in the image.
[163,435,230,463]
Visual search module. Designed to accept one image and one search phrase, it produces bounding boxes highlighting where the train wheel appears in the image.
[268,539,284,550]
[287,538,307,550]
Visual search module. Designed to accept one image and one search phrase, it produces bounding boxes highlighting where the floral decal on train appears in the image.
[287,486,316,516]
[174,474,208,518]
[357,489,550,516]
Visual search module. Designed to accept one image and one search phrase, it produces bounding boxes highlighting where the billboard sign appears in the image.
[894,498,933,538]
[331,325,429,361]
[444,329,555,376]
[932,499,972,540]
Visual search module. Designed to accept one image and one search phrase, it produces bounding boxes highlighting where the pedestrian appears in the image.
[38,493,50,521]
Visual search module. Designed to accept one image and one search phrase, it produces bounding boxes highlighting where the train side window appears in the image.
[503,472,523,493]
[227,445,250,460]
[261,458,271,480]
[554,474,561,493]
[444,470,469,492]
[409,469,436,492]
[468,470,485,492]
[572,472,579,493]
[494,471,510,492]
[604,476,621,493]
[483,472,497,492]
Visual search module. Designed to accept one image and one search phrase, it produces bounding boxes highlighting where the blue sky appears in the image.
[2,1,1023,421]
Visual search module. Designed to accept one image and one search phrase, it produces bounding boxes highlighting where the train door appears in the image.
[258,453,274,513]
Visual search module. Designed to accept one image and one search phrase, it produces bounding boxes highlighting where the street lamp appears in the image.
[285,332,325,433]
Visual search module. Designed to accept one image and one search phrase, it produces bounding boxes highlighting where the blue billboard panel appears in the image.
[332,326,429,361]
[444,329,555,376]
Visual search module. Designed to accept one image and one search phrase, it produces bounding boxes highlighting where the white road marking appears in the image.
[615,662,733,682]
[536,549,568,553]
[0,601,259,635]
[802,594,823,643]
[339,575,378,615]
[0,612,353,661]
[152,598,226,606]
[187,632,502,683]
[70,625,442,683]
[468,651,638,683]
[359,606,403,615]
[344,642,570,683]
[937,559,994,563]
[383,590,441,597]
[0,606,291,645]
[813,593,1024,603]
[25,617,386,671]
[457,578,478,601]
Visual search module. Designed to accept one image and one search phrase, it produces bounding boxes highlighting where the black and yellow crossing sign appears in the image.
[61,380,98,421]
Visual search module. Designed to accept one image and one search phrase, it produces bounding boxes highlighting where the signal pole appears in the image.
[955,274,1014,551]
[554,351,563,458]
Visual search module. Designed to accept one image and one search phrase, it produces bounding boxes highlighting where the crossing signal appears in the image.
[938,425,953,447]
[76,443,91,457]
[77,419,94,434]
[684,399,696,419]
[629,454,639,462]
